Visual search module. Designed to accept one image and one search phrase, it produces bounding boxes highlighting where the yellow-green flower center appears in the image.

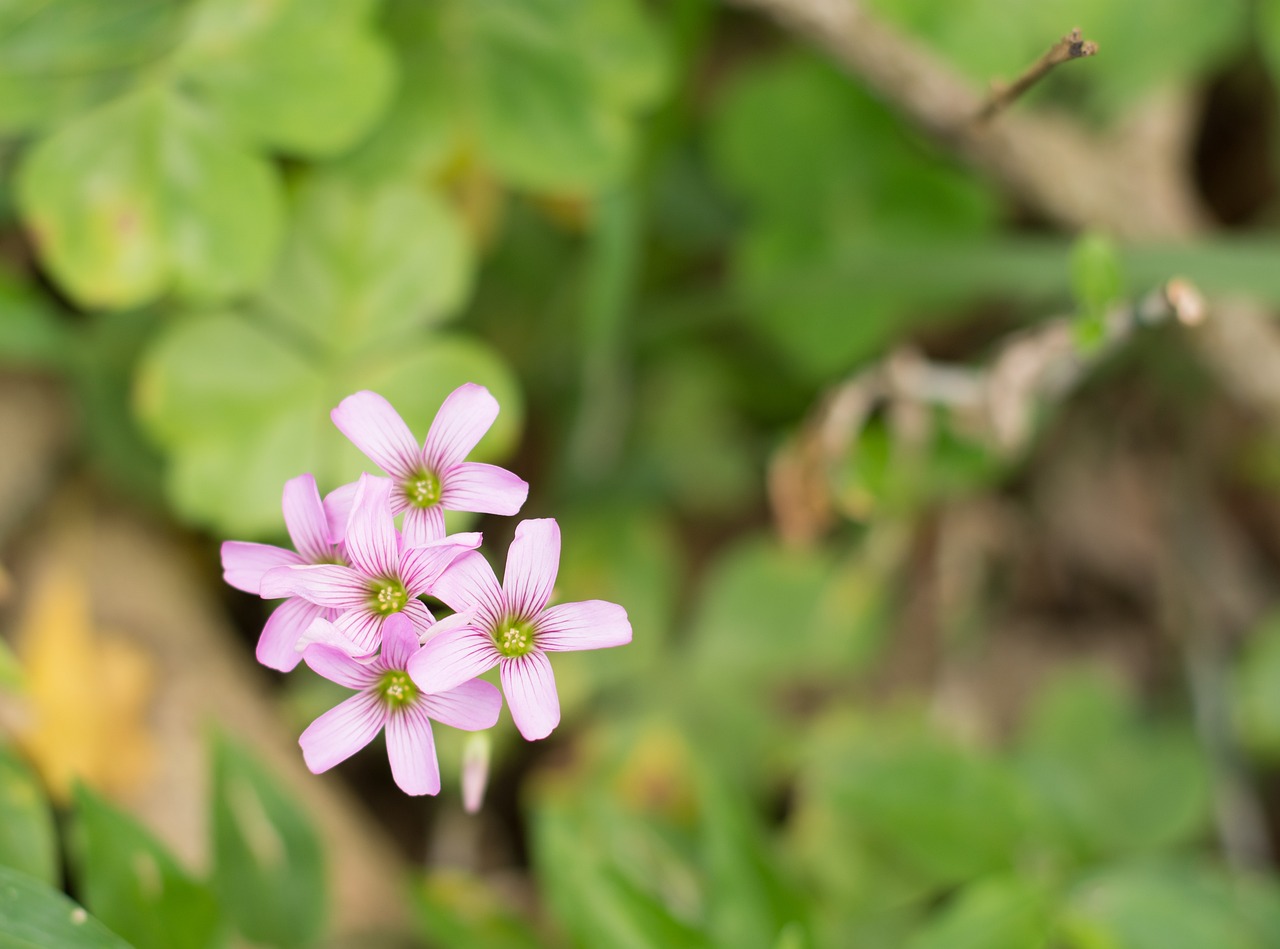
[370,578,408,615]
[494,618,536,658]
[404,470,442,508]
[379,671,418,710]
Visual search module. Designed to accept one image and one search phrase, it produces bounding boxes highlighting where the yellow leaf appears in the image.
[12,558,155,801]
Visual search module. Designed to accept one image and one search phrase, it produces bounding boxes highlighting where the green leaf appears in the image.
[134,168,518,538]
[177,0,395,157]
[1015,669,1211,865]
[342,0,668,190]
[70,785,221,949]
[688,537,885,685]
[800,720,1027,892]
[0,0,187,135]
[0,865,131,949]
[259,175,474,350]
[907,877,1052,949]
[530,797,708,949]
[676,536,897,789]
[0,746,57,887]
[698,768,809,946]
[1071,233,1124,352]
[1059,863,1259,949]
[707,52,997,379]
[210,734,326,948]
[1072,233,1124,317]
[17,86,282,310]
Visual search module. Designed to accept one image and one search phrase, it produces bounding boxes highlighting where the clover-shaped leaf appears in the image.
[136,174,519,538]
[258,176,473,349]
[176,0,395,158]
[17,85,282,310]
[0,0,188,135]
[342,0,669,191]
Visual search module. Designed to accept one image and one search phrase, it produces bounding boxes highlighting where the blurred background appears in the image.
[5,0,1280,946]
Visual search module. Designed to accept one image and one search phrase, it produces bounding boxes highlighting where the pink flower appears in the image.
[260,475,479,657]
[409,519,631,740]
[299,614,501,796]
[331,385,528,546]
[221,474,352,672]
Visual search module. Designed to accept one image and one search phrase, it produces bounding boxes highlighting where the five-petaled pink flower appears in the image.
[299,613,502,796]
[331,385,528,546]
[409,518,632,740]
[221,474,352,671]
[260,475,478,657]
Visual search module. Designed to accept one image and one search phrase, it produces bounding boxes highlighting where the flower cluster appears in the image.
[221,384,632,798]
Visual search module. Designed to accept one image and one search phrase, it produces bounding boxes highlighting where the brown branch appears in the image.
[768,279,1203,544]
[724,0,1206,238]
[975,27,1098,122]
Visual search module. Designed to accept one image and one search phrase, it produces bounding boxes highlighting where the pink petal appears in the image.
[260,564,368,608]
[322,480,361,548]
[256,597,325,672]
[422,677,502,730]
[344,475,398,579]
[222,542,303,594]
[296,614,368,655]
[282,474,332,563]
[401,505,446,546]
[500,651,560,741]
[423,383,500,470]
[385,704,440,796]
[503,519,560,618]
[303,639,383,689]
[537,600,632,653]
[379,613,419,670]
[334,609,384,657]
[430,550,504,626]
[401,598,437,638]
[441,462,529,516]
[332,390,421,481]
[408,628,499,694]
[299,690,385,773]
[418,609,475,645]
[401,533,482,595]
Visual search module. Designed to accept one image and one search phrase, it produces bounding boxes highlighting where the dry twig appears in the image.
[769,280,1205,545]
[975,27,1099,122]
[725,0,1205,236]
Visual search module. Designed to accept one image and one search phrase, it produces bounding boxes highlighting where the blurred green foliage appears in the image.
[70,785,222,949]
[5,0,1280,947]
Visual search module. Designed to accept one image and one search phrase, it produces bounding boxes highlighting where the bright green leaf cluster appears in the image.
[11,0,395,311]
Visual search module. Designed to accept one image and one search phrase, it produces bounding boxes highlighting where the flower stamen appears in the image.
[370,579,409,615]
[379,671,418,710]
[404,470,442,508]
[494,618,536,658]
